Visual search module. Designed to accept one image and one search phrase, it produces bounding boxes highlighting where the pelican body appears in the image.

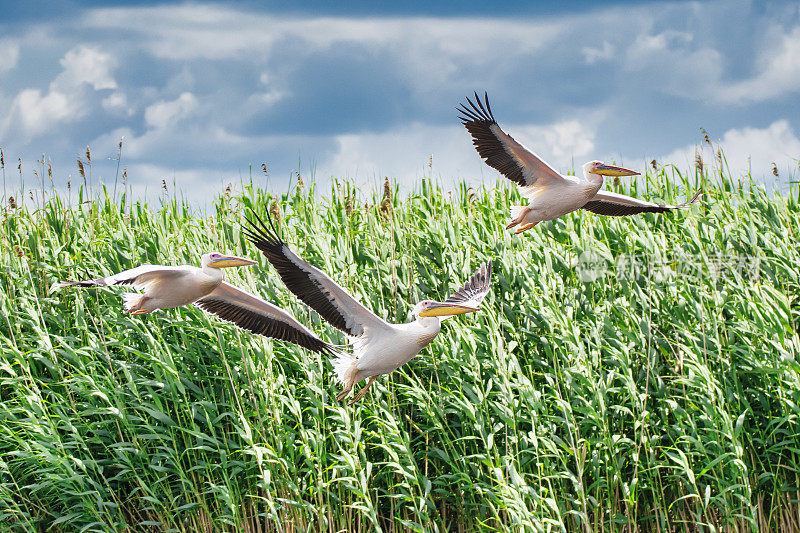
[337,298,449,399]
[55,252,334,354]
[459,92,701,233]
[55,252,256,314]
[244,212,492,404]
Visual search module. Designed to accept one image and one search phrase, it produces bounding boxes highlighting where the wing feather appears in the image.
[196,282,334,354]
[54,265,192,290]
[243,211,387,338]
[443,260,493,309]
[582,189,702,217]
[458,92,566,190]
[107,265,192,289]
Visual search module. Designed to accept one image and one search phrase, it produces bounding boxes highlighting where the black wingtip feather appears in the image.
[457,92,496,125]
[243,205,360,337]
[197,296,334,355]
[581,188,704,217]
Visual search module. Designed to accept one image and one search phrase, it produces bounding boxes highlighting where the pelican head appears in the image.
[585,160,640,177]
[202,252,257,269]
[414,299,479,318]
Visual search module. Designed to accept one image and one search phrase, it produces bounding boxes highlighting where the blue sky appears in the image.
[1,0,799,203]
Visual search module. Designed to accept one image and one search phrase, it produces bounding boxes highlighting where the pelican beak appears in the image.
[209,255,257,268]
[418,301,480,317]
[589,164,640,177]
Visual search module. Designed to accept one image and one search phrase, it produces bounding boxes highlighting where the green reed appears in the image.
[0,158,798,532]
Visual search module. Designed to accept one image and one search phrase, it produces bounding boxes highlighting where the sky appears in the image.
[1,0,799,204]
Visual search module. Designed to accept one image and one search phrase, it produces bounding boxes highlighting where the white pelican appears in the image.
[54,252,334,354]
[243,213,493,404]
[459,92,701,233]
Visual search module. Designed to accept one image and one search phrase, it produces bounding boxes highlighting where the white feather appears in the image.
[333,352,358,385]
[121,293,143,312]
[510,205,527,220]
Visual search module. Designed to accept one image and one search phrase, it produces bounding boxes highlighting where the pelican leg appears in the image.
[514,222,539,234]
[348,376,377,405]
[336,384,353,402]
[505,206,532,230]
[126,295,151,315]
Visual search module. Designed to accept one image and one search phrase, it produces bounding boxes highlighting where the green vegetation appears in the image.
[1,157,799,531]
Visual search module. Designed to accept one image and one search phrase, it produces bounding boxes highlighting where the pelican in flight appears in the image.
[54,252,334,354]
[459,92,701,233]
[243,212,493,404]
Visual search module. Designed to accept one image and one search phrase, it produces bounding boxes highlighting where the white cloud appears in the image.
[8,89,79,139]
[81,4,562,98]
[1,44,118,139]
[144,92,199,130]
[323,119,597,188]
[514,120,596,162]
[716,25,800,104]
[622,20,800,105]
[582,41,614,64]
[55,45,117,90]
[621,28,724,99]
[659,120,800,182]
[123,163,234,204]
[0,39,20,74]
[83,6,561,62]
[102,91,130,114]
[625,30,694,65]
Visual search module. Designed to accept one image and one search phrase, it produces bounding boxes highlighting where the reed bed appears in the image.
[0,156,799,531]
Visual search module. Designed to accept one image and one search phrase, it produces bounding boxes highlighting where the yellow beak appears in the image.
[589,164,640,177]
[209,255,257,268]
[418,301,480,317]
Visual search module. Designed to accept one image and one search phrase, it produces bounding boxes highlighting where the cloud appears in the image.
[716,25,800,104]
[3,1,800,205]
[144,92,199,130]
[2,45,118,140]
[621,19,800,105]
[123,163,236,204]
[659,120,800,183]
[621,28,725,100]
[83,5,561,63]
[102,91,130,114]
[323,118,597,187]
[582,41,614,64]
[513,120,596,162]
[55,45,117,91]
[0,39,20,74]
[8,89,76,138]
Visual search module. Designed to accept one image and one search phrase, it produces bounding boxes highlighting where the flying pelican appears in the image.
[243,212,493,404]
[459,92,701,234]
[54,252,334,354]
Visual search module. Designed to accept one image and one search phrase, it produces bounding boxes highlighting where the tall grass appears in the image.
[0,157,799,531]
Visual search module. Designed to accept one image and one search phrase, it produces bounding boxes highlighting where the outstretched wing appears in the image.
[196,282,334,355]
[582,189,702,217]
[458,92,566,194]
[243,211,388,338]
[54,265,192,291]
[443,260,493,309]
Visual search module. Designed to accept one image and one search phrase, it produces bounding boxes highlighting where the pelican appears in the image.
[459,92,701,234]
[54,252,334,354]
[243,212,493,404]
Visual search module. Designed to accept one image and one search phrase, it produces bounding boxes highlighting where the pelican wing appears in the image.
[54,265,192,290]
[458,92,567,193]
[196,282,333,354]
[443,260,493,309]
[582,189,702,217]
[243,212,387,338]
